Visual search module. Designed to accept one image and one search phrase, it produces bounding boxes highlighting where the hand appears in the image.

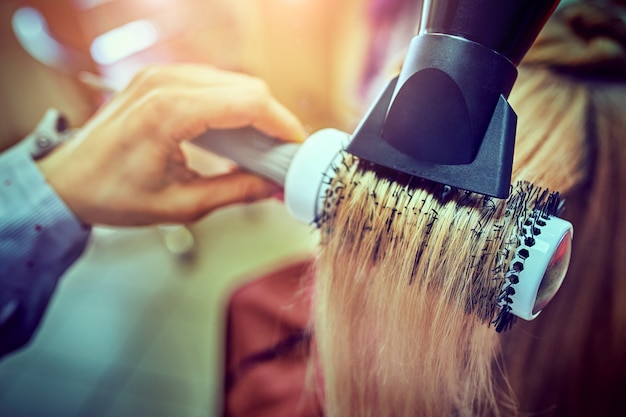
[37,64,307,226]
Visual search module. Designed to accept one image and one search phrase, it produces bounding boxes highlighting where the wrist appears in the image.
[35,144,92,227]
[24,109,90,226]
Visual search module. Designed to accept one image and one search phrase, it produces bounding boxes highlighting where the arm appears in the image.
[0,138,91,358]
[0,64,306,359]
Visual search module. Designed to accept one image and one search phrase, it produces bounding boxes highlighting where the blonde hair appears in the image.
[501,2,626,416]
[312,156,558,416]
[308,2,626,416]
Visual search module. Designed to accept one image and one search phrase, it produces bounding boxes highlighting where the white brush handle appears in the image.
[191,127,350,224]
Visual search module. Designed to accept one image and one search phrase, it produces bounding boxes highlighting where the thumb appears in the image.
[166,171,282,222]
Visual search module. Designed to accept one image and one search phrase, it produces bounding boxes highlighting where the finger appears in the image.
[124,64,271,97]
[161,171,282,222]
[106,65,260,118]
[198,84,307,141]
[133,85,307,144]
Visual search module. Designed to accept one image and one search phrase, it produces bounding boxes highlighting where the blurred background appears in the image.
[0,0,380,151]
[2,1,624,417]
[0,0,418,416]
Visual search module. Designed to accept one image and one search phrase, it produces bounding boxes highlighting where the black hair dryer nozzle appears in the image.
[347,0,560,199]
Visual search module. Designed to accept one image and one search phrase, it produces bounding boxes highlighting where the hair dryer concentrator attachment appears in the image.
[347,65,517,199]
[347,0,560,199]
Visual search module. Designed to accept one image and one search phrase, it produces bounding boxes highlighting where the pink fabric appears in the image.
[222,259,322,417]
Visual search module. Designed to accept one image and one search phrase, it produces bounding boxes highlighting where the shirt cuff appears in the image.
[0,140,92,274]
[0,139,92,357]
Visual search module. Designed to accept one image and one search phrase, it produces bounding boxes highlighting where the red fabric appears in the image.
[223,259,322,417]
